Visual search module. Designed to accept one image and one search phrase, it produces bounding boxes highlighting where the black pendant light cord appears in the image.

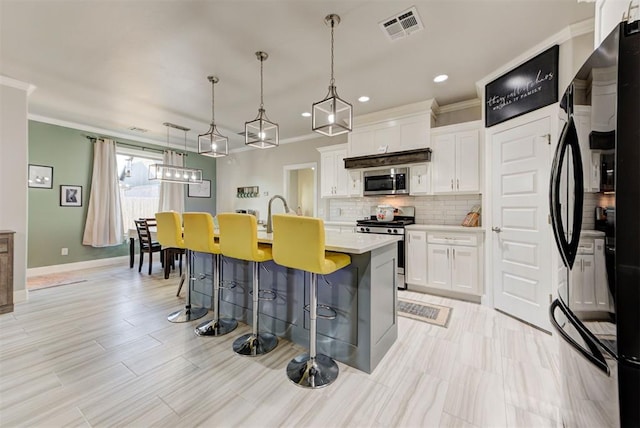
[330,17,335,86]
[211,78,216,126]
[260,55,265,110]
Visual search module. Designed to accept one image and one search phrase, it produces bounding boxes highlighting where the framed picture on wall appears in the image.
[188,179,211,198]
[60,185,82,207]
[28,164,53,188]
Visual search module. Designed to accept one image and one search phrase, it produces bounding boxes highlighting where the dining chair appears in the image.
[134,218,163,275]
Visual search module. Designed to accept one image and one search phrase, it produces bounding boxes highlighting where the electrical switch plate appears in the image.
[61,248,68,256]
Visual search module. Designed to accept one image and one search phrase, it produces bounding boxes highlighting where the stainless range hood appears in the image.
[343,148,431,169]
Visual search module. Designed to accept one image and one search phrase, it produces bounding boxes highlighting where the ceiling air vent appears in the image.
[379,6,424,41]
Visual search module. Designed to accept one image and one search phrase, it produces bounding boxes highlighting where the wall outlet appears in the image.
[61,248,68,256]
[263,191,269,197]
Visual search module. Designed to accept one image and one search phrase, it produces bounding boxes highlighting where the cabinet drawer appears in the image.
[427,233,477,247]
[577,241,594,254]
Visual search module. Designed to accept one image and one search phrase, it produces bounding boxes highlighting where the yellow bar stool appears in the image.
[272,214,351,388]
[217,213,278,356]
[156,212,207,323]
[183,212,238,337]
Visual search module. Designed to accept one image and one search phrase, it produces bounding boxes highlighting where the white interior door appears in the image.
[492,115,552,330]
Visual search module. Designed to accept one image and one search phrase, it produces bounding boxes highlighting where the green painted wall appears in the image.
[28,121,216,268]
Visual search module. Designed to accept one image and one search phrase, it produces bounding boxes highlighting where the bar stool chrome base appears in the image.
[195,318,238,336]
[286,353,339,389]
[233,332,278,356]
[167,306,208,323]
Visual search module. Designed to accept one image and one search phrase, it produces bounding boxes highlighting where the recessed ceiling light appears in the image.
[358,96,370,102]
[433,74,448,83]
[301,112,311,117]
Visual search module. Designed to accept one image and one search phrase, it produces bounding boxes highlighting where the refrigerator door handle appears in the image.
[549,116,584,269]
[549,299,610,375]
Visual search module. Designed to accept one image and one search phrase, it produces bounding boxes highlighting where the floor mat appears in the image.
[397,297,452,328]
[27,272,88,290]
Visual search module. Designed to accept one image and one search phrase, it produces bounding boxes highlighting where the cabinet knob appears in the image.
[491,226,502,233]
[451,179,454,190]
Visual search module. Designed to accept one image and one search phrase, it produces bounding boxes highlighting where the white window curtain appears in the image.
[158,150,185,213]
[82,138,125,247]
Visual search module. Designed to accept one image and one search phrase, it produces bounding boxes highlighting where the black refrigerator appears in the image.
[549,20,639,427]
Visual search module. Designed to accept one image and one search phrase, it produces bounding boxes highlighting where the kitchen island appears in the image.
[189,231,400,374]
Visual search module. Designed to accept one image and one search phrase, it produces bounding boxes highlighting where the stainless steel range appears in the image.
[356,206,415,289]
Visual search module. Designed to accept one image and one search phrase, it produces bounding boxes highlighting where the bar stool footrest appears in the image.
[219,280,238,290]
[167,306,208,323]
[303,304,337,320]
[248,289,277,301]
[286,353,339,389]
[233,332,278,356]
[195,318,238,336]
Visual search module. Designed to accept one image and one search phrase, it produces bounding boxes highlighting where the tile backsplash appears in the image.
[328,195,482,226]
[582,192,615,231]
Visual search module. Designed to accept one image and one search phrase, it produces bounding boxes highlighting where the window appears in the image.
[116,148,162,232]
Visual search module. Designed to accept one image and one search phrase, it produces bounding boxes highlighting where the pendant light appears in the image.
[245,51,279,149]
[198,76,228,157]
[312,14,352,136]
[149,123,203,184]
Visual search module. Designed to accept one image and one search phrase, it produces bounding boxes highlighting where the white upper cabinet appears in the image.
[348,113,430,157]
[431,122,481,194]
[409,163,430,195]
[348,170,362,197]
[318,144,356,198]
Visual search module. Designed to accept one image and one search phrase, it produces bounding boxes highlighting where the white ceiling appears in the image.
[0,0,594,151]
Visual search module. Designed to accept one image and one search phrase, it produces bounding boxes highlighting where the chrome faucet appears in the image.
[266,195,290,233]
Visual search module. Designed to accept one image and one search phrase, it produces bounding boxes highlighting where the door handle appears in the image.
[447,248,450,259]
[491,227,502,233]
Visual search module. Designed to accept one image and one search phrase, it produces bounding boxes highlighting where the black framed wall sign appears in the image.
[60,185,82,207]
[485,45,559,127]
[28,164,53,188]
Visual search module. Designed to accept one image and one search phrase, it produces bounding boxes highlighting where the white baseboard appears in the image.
[27,256,129,277]
[14,288,28,304]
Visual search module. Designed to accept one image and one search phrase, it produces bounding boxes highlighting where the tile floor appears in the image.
[0,264,562,427]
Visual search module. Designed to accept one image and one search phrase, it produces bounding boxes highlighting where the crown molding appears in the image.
[0,75,37,96]
[434,98,481,114]
[475,18,595,98]
[27,114,193,152]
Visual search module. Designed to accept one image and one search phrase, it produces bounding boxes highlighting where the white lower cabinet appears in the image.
[406,231,428,286]
[569,238,611,312]
[406,228,482,296]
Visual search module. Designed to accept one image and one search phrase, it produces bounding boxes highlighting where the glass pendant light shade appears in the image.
[198,76,229,158]
[245,51,279,149]
[312,86,352,136]
[149,122,203,184]
[312,14,352,137]
[148,164,203,183]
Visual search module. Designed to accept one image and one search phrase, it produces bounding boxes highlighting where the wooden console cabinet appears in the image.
[0,231,15,314]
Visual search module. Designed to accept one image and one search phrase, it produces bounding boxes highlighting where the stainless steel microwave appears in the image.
[363,168,409,196]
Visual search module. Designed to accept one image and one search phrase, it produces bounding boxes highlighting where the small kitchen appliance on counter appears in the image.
[356,206,415,289]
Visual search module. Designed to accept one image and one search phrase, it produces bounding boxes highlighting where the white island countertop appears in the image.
[255,230,401,255]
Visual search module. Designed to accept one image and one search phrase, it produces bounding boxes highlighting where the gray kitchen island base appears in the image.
[190,241,397,374]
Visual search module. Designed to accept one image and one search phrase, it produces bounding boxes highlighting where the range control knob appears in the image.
[393,229,398,234]
[365,227,370,232]
[387,229,392,234]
